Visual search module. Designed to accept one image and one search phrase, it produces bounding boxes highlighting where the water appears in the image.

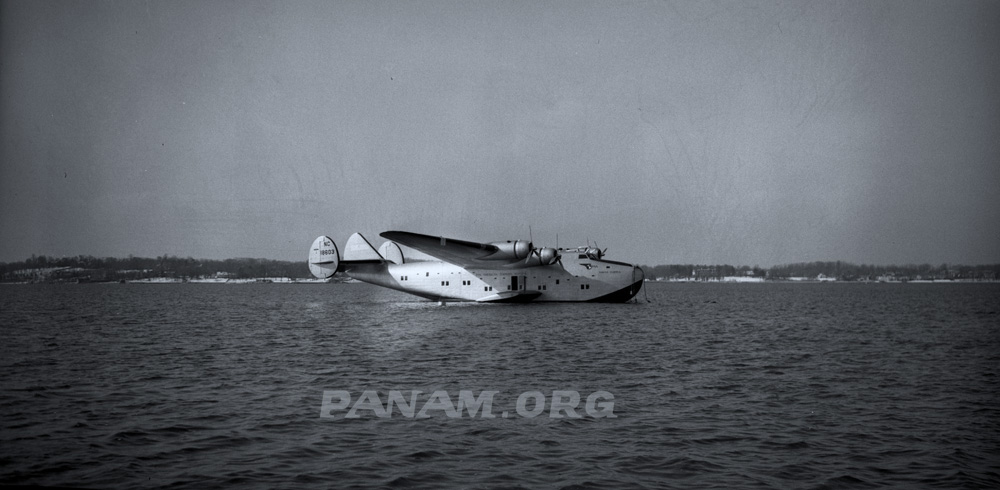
[2,282,998,489]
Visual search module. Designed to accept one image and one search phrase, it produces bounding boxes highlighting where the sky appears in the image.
[1,0,998,267]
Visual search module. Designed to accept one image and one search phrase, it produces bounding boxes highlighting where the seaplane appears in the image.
[307,231,644,303]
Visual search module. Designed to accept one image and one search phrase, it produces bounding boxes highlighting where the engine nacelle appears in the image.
[523,247,561,266]
[537,247,560,265]
[484,240,532,260]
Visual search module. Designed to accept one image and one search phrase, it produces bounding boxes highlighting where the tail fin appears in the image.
[378,240,405,264]
[309,233,385,279]
[308,236,339,279]
[343,233,383,261]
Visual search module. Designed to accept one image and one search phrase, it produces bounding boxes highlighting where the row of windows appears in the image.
[475,276,562,283]
[401,273,592,281]
[423,280,489,288]
[399,272,472,286]
[400,276,583,290]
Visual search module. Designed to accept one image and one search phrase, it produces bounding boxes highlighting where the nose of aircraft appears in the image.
[632,266,645,295]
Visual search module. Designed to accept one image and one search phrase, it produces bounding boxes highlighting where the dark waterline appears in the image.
[2,282,999,488]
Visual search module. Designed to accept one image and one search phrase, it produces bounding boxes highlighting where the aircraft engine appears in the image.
[524,247,560,266]
[485,240,532,260]
[537,247,560,265]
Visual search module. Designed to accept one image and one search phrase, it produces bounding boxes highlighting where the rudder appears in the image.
[343,233,383,261]
[308,236,340,279]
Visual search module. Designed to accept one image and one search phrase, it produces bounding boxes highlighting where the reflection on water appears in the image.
[1,282,999,489]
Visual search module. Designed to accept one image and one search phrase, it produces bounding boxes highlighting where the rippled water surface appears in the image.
[2,282,999,488]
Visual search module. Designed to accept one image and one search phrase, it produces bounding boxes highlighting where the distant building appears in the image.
[693,267,717,280]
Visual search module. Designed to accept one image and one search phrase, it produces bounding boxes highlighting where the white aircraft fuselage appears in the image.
[308,232,644,303]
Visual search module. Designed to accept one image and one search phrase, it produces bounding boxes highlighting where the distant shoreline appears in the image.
[3,256,998,284]
[648,278,996,284]
[3,278,996,285]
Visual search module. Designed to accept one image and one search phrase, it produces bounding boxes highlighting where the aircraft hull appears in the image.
[342,255,643,303]
[314,232,645,303]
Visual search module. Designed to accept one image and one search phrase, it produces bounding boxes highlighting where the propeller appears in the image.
[584,242,605,260]
[523,225,561,265]
[526,245,561,266]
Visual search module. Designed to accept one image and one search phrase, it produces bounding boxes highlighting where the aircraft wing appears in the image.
[379,231,500,267]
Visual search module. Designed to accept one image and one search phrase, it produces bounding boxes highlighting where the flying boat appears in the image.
[307,231,644,303]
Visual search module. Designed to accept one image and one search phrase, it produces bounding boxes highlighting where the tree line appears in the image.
[639,264,767,280]
[3,254,998,283]
[641,261,999,281]
[765,261,999,281]
[1,254,310,282]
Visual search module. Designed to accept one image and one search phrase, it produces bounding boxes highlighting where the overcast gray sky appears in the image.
[2,0,998,266]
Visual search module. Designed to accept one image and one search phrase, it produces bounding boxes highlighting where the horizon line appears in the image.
[4,253,999,270]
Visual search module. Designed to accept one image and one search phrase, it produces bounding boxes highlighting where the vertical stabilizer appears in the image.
[378,241,405,264]
[308,236,339,279]
[343,233,383,261]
